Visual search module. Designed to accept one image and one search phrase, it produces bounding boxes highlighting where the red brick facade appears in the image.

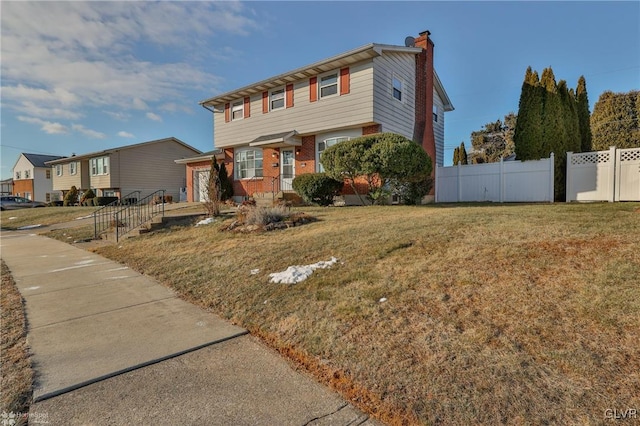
[13,179,34,198]
[362,124,381,135]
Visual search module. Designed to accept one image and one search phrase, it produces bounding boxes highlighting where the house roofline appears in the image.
[45,137,202,165]
[174,149,225,164]
[199,43,429,107]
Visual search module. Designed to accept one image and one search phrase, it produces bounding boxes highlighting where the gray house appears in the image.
[46,137,201,202]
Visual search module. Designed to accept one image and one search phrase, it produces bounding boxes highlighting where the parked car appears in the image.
[0,196,47,210]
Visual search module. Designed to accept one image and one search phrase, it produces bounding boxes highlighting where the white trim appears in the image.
[316,136,349,172]
[392,74,404,103]
[69,161,77,175]
[234,147,264,180]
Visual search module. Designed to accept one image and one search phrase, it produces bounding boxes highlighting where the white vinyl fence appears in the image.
[436,154,554,203]
[566,147,640,202]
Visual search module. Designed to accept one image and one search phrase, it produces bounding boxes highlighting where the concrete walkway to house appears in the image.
[0,230,379,425]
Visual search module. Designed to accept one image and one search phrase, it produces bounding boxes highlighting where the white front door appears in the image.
[280,149,295,191]
[194,170,210,202]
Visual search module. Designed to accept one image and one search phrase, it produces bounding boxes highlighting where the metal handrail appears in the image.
[114,190,165,242]
[93,191,141,239]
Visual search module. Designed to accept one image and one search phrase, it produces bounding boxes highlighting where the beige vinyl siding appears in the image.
[89,155,116,190]
[213,61,375,147]
[113,140,197,200]
[372,52,416,139]
[433,88,446,167]
[51,160,89,191]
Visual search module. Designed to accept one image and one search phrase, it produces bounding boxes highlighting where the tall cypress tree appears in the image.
[459,142,468,165]
[575,76,592,152]
[218,161,234,201]
[514,67,544,160]
[453,147,460,165]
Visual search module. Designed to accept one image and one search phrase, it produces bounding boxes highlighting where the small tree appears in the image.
[459,142,468,165]
[218,161,234,201]
[204,160,221,216]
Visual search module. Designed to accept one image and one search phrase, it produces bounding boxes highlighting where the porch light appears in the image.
[272,152,278,158]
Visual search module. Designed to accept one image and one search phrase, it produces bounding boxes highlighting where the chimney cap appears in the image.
[419,30,431,37]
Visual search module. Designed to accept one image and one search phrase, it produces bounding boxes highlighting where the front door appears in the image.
[280,149,295,191]
[194,169,210,202]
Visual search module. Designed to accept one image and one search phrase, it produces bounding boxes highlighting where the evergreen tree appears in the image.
[575,76,592,152]
[514,67,544,160]
[558,80,580,154]
[218,161,233,201]
[591,90,640,150]
[459,142,468,165]
[453,146,460,165]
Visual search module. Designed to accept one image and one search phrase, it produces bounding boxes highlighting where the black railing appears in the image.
[114,190,165,242]
[93,190,166,242]
[93,191,140,239]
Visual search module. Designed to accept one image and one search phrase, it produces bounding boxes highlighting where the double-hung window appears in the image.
[319,72,338,98]
[56,165,63,177]
[235,148,263,179]
[91,157,109,176]
[392,76,403,101]
[69,162,77,175]
[433,105,439,122]
[231,101,243,120]
[317,137,349,172]
[15,171,21,179]
[46,169,51,179]
[25,170,30,179]
[270,88,285,110]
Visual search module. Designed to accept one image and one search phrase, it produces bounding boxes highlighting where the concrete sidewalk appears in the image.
[1,231,380,425]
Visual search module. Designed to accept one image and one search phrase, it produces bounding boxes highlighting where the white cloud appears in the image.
[0,2,252,122]
[104,111,131,121]
[118,131,134,138]
[18,116,68,134]
[146,112,162,122]
[71,124,107,139]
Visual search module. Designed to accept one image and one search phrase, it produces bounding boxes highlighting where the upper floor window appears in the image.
[15,171,21,180]
[433,105,439,122]
[69,162,77,175]
[24,170,30,179]
[392,76,403,101]
[91,156,109,176]
[270,88,285,111]
[46,169,51,179]
[56,165,63,177]
[317,137,349,172]
[235,148,263,179]
[231,101,243,121]
[319,72,338,98]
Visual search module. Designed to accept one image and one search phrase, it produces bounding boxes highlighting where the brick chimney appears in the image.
[412,30,436,170]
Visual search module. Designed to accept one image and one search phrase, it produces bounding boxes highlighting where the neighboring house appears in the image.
[12,153,64,202]
[198,30,453,204]
[45,137,201,202]
[0,178,14,195]
[174,149,225,202]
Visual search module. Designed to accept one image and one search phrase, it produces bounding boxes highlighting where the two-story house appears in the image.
[45,137,201,202]
[196,30,453,204]
[12,153,64,202]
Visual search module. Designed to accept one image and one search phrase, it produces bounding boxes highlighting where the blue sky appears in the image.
[1,1,638,180]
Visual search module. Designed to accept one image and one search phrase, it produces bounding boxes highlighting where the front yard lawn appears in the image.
[91,203,639,424]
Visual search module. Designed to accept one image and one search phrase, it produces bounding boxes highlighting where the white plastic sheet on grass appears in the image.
[17,224,43,230]
[269,257,338,284]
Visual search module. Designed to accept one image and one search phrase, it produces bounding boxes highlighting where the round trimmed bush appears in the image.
[292,173,342,206]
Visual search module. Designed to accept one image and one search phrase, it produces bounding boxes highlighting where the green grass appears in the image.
[8,202,640,425]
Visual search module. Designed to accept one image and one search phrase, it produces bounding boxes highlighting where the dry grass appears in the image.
[88,203,639,424]
[1,261,33,416]
[0,206,95,230]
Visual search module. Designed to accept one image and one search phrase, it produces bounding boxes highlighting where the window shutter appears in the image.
[224,103,230,122]
[244,97,251,118]
[309,77,318,102]
[340,67,350,95]
[286,84,294,108]
[262,91,268,113]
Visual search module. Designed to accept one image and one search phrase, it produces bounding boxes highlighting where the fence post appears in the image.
[565,152,572,203]
[609,146,617,202]
[434,166,439,203]
[549,152,555,203]
[456,163,462,202]
[499,157,505,203]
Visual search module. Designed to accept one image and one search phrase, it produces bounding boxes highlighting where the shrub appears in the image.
[292,173,342,206]
[393,176,434,205]
[244,205,290,226]
[80,189,96,206]
[63,186,79,206]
